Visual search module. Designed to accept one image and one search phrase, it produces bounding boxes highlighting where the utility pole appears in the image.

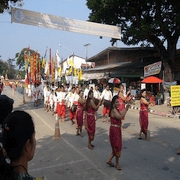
[84,43,91,70]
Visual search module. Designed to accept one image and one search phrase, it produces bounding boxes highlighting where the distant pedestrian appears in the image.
[65,87,76,125]
[84,84,89,99]
[138,89,152,140]
[100,85,112,123]
[106,95,130,170]
[76,90,85,136]
[93,85,101,120]
[118,84,131,129]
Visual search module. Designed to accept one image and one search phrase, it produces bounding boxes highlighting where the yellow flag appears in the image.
[58,67,62,76]
[80,69,82,80]
[42,58,46,68]
[25,59,28,71]
[68,57,74,67]
[74,68,77,76]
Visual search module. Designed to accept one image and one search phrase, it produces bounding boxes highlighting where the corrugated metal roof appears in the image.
[85,61,132,72]
[87,47,156,62]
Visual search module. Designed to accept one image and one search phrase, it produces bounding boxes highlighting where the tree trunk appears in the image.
[162,61,174,82]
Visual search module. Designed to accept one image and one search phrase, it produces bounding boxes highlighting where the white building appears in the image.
[61,55,94,84]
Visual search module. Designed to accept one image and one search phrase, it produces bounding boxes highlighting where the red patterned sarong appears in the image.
[139,102,148,133]
[86,107,96,141]
[102,106,110,116]
[76,103,84,127]
[109,117,122,156]
[57,102,66,118]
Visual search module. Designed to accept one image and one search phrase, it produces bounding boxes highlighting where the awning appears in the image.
[141,76,163,83]
[82,72,109,80]
[85,61,131,72]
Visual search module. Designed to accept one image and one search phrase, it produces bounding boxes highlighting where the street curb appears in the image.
[130,105,180,119]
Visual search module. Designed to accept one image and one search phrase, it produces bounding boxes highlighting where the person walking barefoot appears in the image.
[138,89,152,141]
[85,90,101,150]
[106,95,130,170]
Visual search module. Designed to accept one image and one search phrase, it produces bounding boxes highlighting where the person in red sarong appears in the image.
[118,84,131,129]
[76,90,86,136]
[138,89,151,141]
[106,95,130,170]
[85,90,101,150]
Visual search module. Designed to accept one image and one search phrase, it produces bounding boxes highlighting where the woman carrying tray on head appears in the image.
[100,85,112,123]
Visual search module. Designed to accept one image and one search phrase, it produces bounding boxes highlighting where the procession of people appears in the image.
[0,78,159,178]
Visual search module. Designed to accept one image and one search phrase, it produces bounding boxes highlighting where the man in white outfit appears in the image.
[100,85,112,122]
[84,84,89,99]
[65,87,76,124]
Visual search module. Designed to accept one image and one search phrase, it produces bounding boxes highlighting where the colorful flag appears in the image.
[68,57,74,67]
[56,50,61,68]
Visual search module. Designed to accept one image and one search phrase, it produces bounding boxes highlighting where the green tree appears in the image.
[15,48,37,69]
[0,59,17,79]
[86,0,180,81]
[0,0,24,13]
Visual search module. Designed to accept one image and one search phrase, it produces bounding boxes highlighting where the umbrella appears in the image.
[108,78,121,84]
[141,76,163,83]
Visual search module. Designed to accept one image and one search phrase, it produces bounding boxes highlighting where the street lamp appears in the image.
[84,43,91,70]
[59,44,74,55]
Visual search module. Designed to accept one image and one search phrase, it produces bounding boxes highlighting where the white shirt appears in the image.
[56,91,66,103]
[73,93,79,102]
[100,89,112,101]
[84,88,89,98]
[43,86,47,98]
[93,90,101,99]
[65,92,75,107]
[46,90,51,99]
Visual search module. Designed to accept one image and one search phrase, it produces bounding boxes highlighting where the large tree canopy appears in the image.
[0,0,24,13]
[0,59,17,79]
[15,48,37,69]
[86,0,180,81]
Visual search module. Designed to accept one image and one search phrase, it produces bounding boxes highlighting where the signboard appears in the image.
[11,7,121,39]
[144,61,162,77]
[170,85,180,106]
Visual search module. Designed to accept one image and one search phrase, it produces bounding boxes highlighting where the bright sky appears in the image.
[0,0,127,63]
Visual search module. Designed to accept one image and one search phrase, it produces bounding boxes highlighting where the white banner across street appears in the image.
[11,7,121,39]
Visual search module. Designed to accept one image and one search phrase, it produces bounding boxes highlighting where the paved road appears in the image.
[2,86,180,180]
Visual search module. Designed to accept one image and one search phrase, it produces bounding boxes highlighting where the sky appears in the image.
[0,0,128,63]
